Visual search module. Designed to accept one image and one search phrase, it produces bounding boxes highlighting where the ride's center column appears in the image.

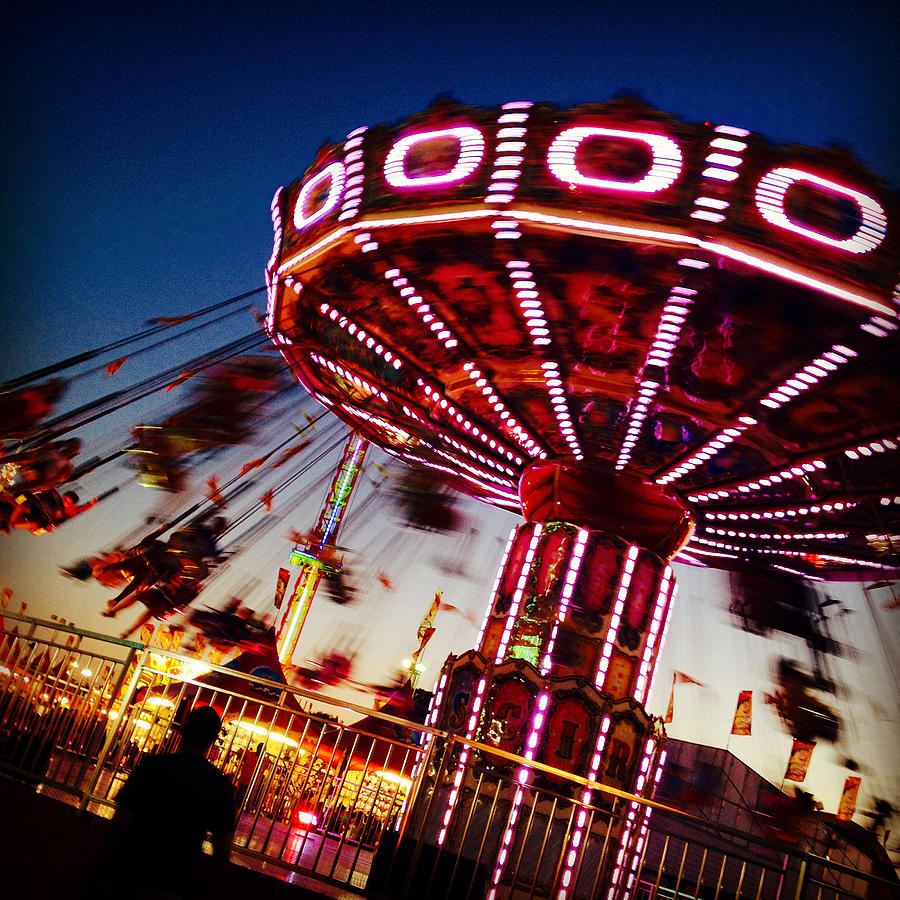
[409,462,694,892]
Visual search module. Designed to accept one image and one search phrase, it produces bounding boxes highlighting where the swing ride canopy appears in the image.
[265,97,900,581]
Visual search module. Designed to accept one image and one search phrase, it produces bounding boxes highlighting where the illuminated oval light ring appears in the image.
[754,167,887,253]
[293,161,347,230]
[547,126,683,193]
[384,126,486,188]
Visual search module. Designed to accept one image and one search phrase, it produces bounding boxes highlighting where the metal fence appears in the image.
[1,611,896,900]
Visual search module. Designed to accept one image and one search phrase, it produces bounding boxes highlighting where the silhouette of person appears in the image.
[99,705,235,898]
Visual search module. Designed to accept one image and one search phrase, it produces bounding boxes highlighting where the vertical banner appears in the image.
[418,590,442,641]
[412,589,441,664]
[274,568,290,609]
[664,673,675,723]
[837,775,862,821]
[731,690,752,735]
[784,739,815,782]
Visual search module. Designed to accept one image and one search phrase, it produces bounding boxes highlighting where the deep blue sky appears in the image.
[3,0,898,380]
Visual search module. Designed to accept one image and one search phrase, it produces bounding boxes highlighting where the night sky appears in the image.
[4,1,898,377]
[2,0,899,841]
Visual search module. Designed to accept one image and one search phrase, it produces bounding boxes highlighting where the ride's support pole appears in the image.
[276,566,322,664]
[276,432,369,664]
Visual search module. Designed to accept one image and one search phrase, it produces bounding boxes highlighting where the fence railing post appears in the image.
[792,856,808,900]
[78,646,146,812]
[400,734,458,900]
[395,733,439,842]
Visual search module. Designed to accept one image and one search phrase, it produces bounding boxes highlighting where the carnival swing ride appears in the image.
[2,100,899,876]
[261,96,899,880]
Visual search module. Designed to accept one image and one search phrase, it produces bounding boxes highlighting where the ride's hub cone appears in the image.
[518,460,694,558]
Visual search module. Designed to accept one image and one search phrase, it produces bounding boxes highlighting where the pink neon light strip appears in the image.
[402,670,450,817]
[688,123,749,224]
[689,433,899,502]
[704,500,858,522]
[476,527,518,647]
[556,715,612,898]
[656,417,756,485]
[760,343,858,409]
[484,103,532,239]
[701,239,892,315]
[595,546,639,688]
[622,750,668,897]
[688,535,897,570]
[495,527,544,663]
[608,739,661,897]
[615,288,695,470]
[687,456,828,501]
[264,187,285,335]
[427,441,516,487]
[275,210,896,318]
[646,583,678,705]
[541,530,588,674]
[377,263,543,461]
[397,452,520,505]
[617,118,745,475]
[461,362,544,459]
[705,499,857,521]
[436,677,487,844]
[659,338,866,487]
[318,301,402,370]
[488,690,551,898]
[309,351,389,403]
[419,380,524,472]
[502,258,584,456]
[846,433,900,460]
[273,275,301,346]
[634,567,673,704]
[860,313,899,338]
[486,786,525,899]
[703,527,848,541]
[339,126,368,222]
[438,526,543,847]
[509,211,895,317]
